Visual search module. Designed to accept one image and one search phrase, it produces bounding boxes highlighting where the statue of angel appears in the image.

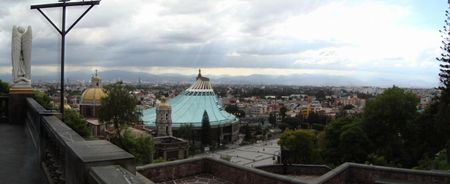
[11,25,32,87]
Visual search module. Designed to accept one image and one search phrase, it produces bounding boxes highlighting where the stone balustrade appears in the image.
[315,163,450,184]
[256,164,331,177]
[137,157,307,184]
[25,98,142,184]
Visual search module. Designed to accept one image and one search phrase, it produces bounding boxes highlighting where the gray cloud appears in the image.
[0,0,442,87]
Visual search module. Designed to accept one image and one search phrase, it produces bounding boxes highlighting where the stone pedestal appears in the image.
[9,87,33,124]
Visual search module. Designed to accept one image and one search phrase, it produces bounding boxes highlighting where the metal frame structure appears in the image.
[31,0,100,116]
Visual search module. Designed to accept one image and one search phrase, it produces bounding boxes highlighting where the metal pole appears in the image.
[60,3,66,116]
[31,1,100,118]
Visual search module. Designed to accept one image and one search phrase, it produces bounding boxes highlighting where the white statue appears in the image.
[11,25,32,87]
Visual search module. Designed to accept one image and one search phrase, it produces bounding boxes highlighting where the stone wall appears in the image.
[314,163,351,184]
[256,164,331,176]
[25,98,140,184]
[205,158,306,184]
[137,152,450,184]
[314,163,450,184]
[348,163,450,184]
[137,157,205,183]
[137,157,306,184]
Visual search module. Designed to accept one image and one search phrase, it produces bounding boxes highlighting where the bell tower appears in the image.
[155,96,172,136]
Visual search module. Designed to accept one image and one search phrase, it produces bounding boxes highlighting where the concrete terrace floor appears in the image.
[0,123,47,184]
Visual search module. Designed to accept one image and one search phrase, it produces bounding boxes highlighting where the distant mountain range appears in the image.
[0,70,437,88]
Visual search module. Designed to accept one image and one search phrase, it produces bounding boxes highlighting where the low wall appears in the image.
[314,163,352,184]
[137,157,205,183]
[256,164,331,176]
[315,163,450,184]
[349,163,450,184]
[206,158,306,184]
[25,98,139,184]
[137,157,306,184]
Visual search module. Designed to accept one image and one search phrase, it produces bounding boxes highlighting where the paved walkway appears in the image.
[0,123,47,184]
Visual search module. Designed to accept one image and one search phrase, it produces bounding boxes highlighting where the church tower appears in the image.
[155,96,172,136]
[80,70,106,118]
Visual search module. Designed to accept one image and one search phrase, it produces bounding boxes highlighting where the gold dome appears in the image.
[81,87,106,105]
[157,96,171,110]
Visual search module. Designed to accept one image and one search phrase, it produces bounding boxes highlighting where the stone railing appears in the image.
[256,164,331,177]
[137,156,450,184]
[315,163,450,184]
[25,98,147,184]
[137,157,307,184]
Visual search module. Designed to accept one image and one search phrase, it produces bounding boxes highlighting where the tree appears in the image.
[64,109,91,138]
[315,90,326,101]
[361,86,419,167]
[268,112,276,127]
[415,149,450,170]
[0,80,9,96]
[278,129,320,164]
[436,6,450,164]
[0,81,9,116]
[437,7,450,98]
[283,117,300,130]
[201,110,211,146]
[407,105,447,167]
[343,104,354,110]
[33,90,53,110]
[98,82,141,139]
[118,129,154,165]
[178,123,195,144]
[322,116,370,165]
[279,106,287,122]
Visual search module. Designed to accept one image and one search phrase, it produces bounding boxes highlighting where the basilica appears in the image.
[143,70,240,143]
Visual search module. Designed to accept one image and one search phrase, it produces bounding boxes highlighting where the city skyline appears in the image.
[0,0,447,87]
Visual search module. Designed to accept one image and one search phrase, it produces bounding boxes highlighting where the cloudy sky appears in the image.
[0,0,447,87]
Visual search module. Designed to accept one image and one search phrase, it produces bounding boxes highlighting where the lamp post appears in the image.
[31,0,100,117]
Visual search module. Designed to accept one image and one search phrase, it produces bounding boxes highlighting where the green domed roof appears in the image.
[142,71,237,127]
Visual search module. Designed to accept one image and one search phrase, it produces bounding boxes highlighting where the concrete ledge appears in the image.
[137,157,205,182]
[26,98,59,116]
[42,116,85,146]
[136,172,155,184]
[137,156,204,170]
[256,164,331,176]
[314,163,351,184]
[347,163,450,177]
[137,157,307,184]
[205,157,307,184]
[26,98,139,184]
[89,165,141,184]
[314,163,450,184]
[65,140,136,184]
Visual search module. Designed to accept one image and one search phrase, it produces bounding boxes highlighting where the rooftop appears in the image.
[143,71,237,127]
